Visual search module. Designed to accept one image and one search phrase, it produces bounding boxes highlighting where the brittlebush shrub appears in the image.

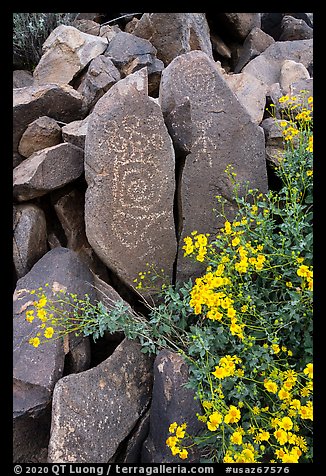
[21,93,313,463]
[13,13,79,70]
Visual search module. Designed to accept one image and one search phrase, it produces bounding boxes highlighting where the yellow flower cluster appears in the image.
[297,264,313,291]
[166,422,188,459]
[25,291,55,347]
[235,245,266,274]
[206,410,223,431]
[295,108,312,123]
[189,264,245,339]
[212,354,242,380]
[223,443,257,463]
[271,415,310,461]
[182,231,210,262]
[281,124,300,142]
[204,404,241,432]
[306,135,313,153]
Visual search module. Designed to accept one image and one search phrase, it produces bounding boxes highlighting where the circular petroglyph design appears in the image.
[97,114,172,248]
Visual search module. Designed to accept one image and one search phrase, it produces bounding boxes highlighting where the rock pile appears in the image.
[13,12,313,463]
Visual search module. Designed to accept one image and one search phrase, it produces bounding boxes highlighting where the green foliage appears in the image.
[13,13,79,70]
[23,93,313,464]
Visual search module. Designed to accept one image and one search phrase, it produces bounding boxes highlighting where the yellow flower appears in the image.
[223,453,234,463]
[240,448,255,463]
[301,265,311,277]
[44,327,54,339]
[280,416,293,431]
[303,363,313,379]
[290,399,301,411]
[224,221,232,234]
[168,422,177,433]
[37,308,47,322]
[26,310,35,323]
[36,296,47,308]
[179,449,188,460]
[231,236,240,247]
[166,436,178,448]
[224,405,241,424]
[212,366,226,379]
[300,386,311,397]
[279,95,289,103]
[230,431,243,445]
[29,337,40,348]
[295,436,308,452]
[259,431,270,441]
[175,425,186,439]
[274,429,288,445]
[207,411,223,431]
[271,344,280,354]
[227,307,236,319]
[299,403,313,420]
[171,446,180,456]
[278,388,290,400]
[264,380,278,393]
[283,379,294,390]
[183,236,194,256]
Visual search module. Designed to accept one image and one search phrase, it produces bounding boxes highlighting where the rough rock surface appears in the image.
[160,51,268,281]
[132,13,213,66]
[73,19,101,36]
[279,59,310,95]
[33,25,108,85]
[51,187,108,278]
[279,15,313,41]
[18,116,62,158]
[105,31,157,69]
[261,13,313,41]
[13,70,34,88]
[62,116,89,149]
[47,339,153,463]
[13,247,95,462]
[13,83,85,153]
[13,204,48,279]
[242,39,313,88]
[13,143,84,201]
[85,68,177,290]
[142,350,203,463]
[77,55,121,110]
[261,117,287,166]
[234,27,275,73]
[216,13,261,41]
[225,71,268,124]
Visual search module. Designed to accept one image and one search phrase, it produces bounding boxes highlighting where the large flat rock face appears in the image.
[13,83,86,154]
[242,39,313,87]
[47,339,153,463]
[159,51,268,281]
[142,350,202,463]
[13,204,48,278]
[132,13,213,66]
[13,143,84,202]
[33,25,108,85]
[84,69,177,291]
[13,247,95,462]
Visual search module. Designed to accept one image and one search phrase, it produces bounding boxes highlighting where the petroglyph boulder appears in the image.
[85,68,177,291]
[160,51,268,281]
